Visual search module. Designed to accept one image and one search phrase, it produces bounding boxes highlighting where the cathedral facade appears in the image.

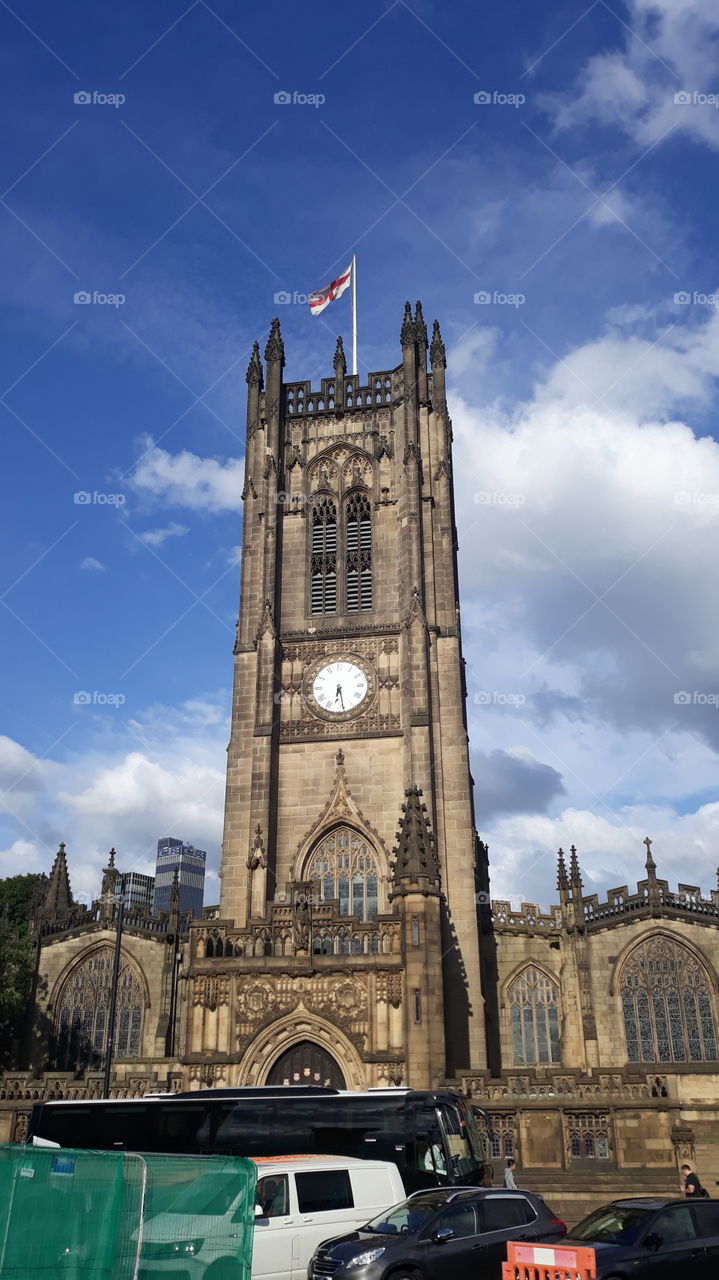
[4,308,719,1213]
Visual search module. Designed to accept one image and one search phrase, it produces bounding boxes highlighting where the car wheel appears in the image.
[385,1269,422,1280]
[203,1260,244,1280]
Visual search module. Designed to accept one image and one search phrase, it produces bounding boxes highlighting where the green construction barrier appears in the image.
[0,1145,256,1280]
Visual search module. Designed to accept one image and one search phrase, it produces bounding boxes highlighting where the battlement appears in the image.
[282,368,400,416]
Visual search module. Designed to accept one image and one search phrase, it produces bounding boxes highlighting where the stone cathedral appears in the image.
[6,304,719,1214]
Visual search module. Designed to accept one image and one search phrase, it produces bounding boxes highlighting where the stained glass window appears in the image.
[307,826,380,921]
[621,936,718,1064]
[54,946,144,1070]
[508,966,561,1065]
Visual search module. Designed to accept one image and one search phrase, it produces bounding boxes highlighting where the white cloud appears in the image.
[450,297,719,904]
[80,557,105,572]
[0,698,228,903]
[129,438,245,513]
[138,522,188,548]
[542,1,719,150]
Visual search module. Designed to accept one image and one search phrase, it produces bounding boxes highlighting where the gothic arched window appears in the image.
[621,936,718,1063]
[54,947,144,1071]
[345,492,372,612]
[310,497,337,614]
[508,965,560,1065]
[306,826,380,921]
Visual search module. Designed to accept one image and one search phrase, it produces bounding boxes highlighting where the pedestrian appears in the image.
[681,1163,709,1198]
[504,1157,518,1189]
[480,1161,494,1187]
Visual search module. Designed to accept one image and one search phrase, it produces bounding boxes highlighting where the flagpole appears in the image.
[351,254,357,377]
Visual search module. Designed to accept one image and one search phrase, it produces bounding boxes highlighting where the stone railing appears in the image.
[462,1069,671,1102]
[491,901,562,933]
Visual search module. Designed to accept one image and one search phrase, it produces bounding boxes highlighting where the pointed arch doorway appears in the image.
[266,1040,346,1088]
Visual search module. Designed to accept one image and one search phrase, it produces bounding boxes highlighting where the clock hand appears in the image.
[335,683,344,709]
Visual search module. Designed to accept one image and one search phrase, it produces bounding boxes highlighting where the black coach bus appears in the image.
[28,1087,489,1193]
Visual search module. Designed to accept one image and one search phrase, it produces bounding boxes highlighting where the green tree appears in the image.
[0,873,45,1066]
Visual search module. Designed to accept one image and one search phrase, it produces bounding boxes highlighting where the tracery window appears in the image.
[566,1113,610,1161]
[484,1114,517,1162]
[621,936,718,1063]
[54,946,144,1070]
[345,492,372,612]
[508,965,560,1065]
[306,826,379,921]
[310,497,337,614]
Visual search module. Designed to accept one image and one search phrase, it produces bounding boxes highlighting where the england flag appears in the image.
[309,262,353,316]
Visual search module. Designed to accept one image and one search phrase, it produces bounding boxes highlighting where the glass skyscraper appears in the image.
[153,837,206,917]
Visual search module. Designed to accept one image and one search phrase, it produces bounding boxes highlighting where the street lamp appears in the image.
[102,889,125,1097]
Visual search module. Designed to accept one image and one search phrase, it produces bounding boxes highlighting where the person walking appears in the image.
[504,1157,518,1189]
[681,1163,709,1198]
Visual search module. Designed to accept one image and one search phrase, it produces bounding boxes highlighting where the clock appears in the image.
[311,660,369,716]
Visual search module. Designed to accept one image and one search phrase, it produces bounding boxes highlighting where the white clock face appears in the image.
[312,661,368,715]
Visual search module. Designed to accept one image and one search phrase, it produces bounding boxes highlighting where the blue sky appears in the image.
[3,0,719,907]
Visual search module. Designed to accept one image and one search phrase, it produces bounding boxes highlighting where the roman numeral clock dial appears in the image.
[311,660,369,717]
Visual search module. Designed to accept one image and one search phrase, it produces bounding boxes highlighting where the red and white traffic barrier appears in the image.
[502,1240,597,1280]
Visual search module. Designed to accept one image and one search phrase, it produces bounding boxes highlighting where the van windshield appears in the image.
[164,1173,244,1217]
[365,1193,448,1235]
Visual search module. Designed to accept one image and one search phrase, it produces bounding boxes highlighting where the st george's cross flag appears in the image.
[309,261,353,316]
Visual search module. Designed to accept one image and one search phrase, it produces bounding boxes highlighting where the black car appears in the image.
[308,1187,567,1280]
[566,1196,719,1278]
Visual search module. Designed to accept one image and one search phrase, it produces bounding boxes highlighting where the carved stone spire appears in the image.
[400,301,414,349]
[42,842,73,921]
[246,340,263,387]
[333,335,347,376]
[391,785,441,894]
[414,300,427,348]
[557,847,569,894]
[569,844,583,894]
[430,319,446,368]
[644,834,661,910]
[264,317,285,367]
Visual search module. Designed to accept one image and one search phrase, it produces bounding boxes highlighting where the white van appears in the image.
[139,1154,405,1280]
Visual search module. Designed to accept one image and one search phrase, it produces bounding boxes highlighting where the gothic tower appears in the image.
[212,303,487,1085]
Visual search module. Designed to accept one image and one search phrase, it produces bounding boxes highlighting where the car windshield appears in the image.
[163,1173,243,1217]
[365,1194,450,1235]
[571,1205,653,1245]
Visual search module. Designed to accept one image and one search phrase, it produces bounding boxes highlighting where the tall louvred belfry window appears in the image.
[53,946,144,1070]
[310,497,337,614]
[345,491,372,612]
[621,935,718,1063]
